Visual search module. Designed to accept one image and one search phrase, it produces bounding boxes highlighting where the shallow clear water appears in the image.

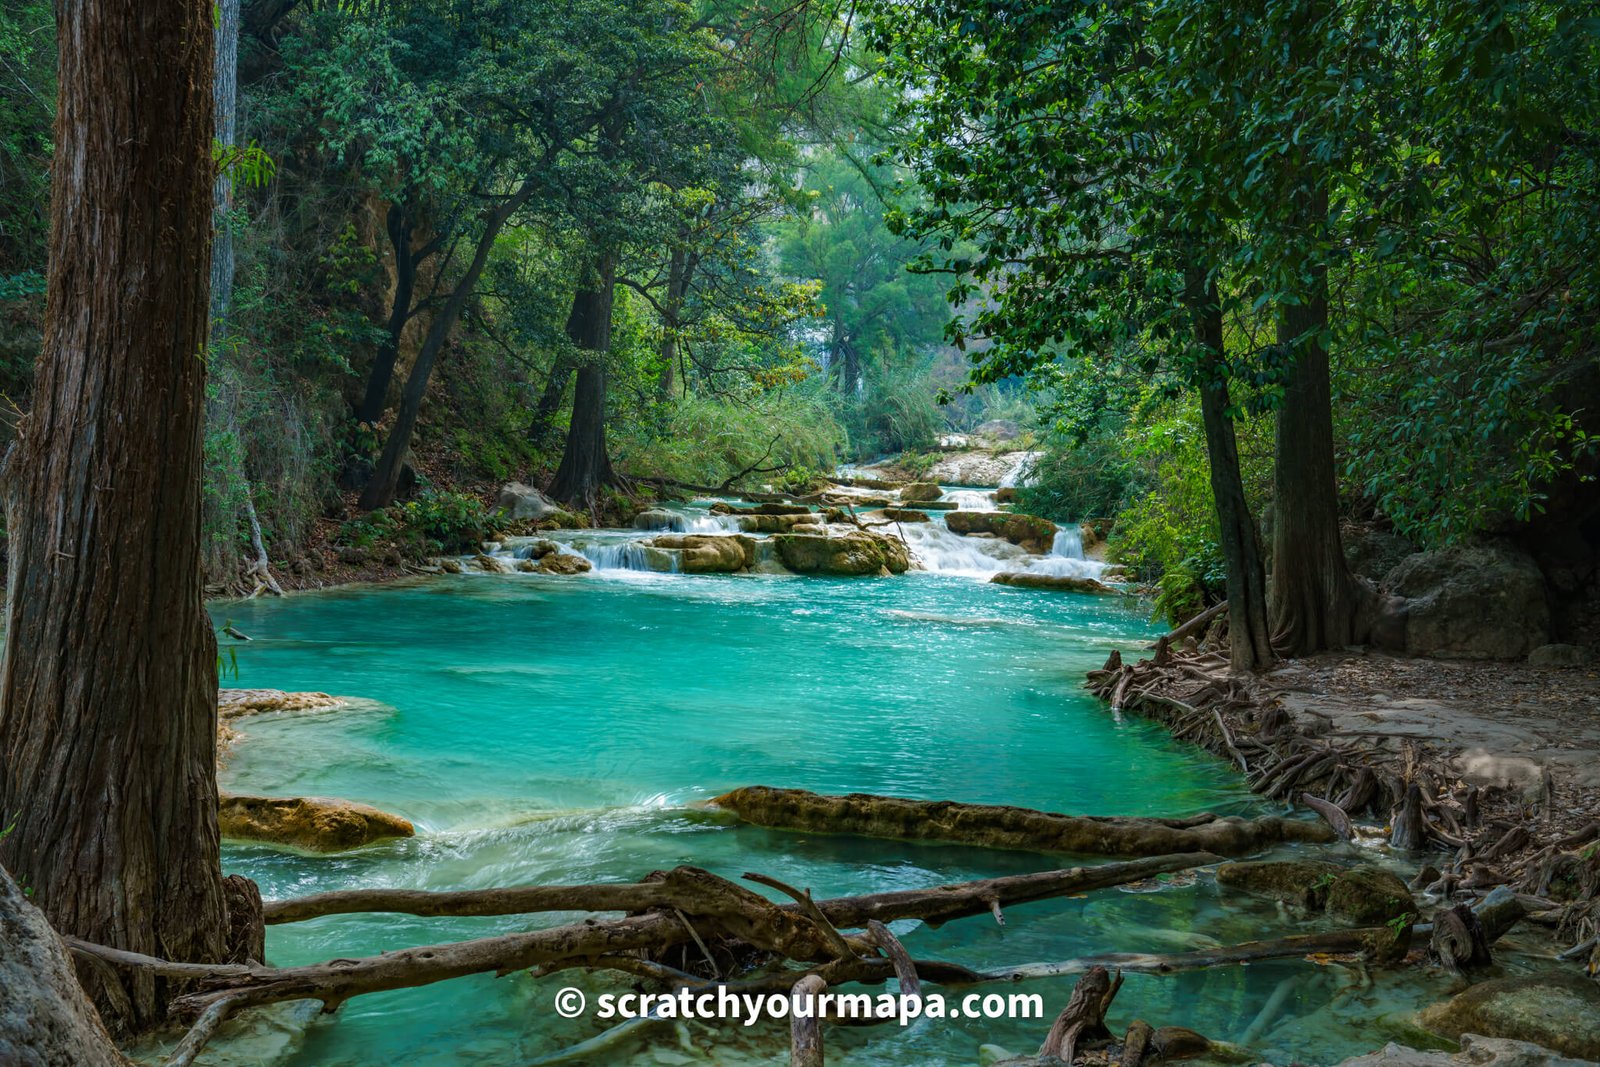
[211,571,1447,1066]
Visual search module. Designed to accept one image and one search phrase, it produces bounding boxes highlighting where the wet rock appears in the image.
[878,508,931,523]
[495,482,561,522]
[1216,859,1344,909]
[1527,643,1591,668]
[537,552,591,575]
[218,689,344,719]
[946,511,1058,553]
[645,534,755,573]
[438,558,464,574]
[899,482,944,502]
[733,512,826,533]
[1326,866,1416,924]
[1215,861,1414,924]
[928,450,1035,487]
[995,487,1019,504]
[1383,545,1550,660]
[218,793,414,852]
[1337,1034,1591,1067]
[472,553,512,573]
[990,572,1121,594]
[773,532,909,576]
[1418,974,1600,1060]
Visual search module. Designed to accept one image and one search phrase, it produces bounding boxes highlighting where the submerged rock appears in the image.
[218,793,414,852]
[645,534,755,573]
[1383,545,1550,659]
[898,481,944,502]
[773,532,910,576]
[1337,1034,1592,1067]
[1215,860,1415,925]
[1418,974,1600,1060]
[990,572,1120,595]
[946,510,1058,553]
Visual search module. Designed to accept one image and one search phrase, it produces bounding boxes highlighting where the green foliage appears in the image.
[615,382,845,490]
[340,489,489,556]
[848,358,944,456]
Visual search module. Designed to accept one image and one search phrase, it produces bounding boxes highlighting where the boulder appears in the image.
[878,508,931,523]
[1346,526,1420,582]
[218,689,344,719]
[945,510,1058,553]
[995,487,1019,504]
[1418,974,1600,1060]
[1336,1034,1592,1067]
[773,532,909,576]
[1216,861,1415,924]
[734,512,826,533]
[537,552,591,575]
[1527,643,1591,668]
[218,793,414,852]
[928,450,1035,487]
[645,534,755,573]
[496,482,561,522]
[899,482,944,503]
[710,502,811,516]
[1384,545,1551,659]
[990,572,1121,595]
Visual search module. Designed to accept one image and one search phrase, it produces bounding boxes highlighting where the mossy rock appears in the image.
[773,532,908,576]
[219,793,413,852]
[1418,973,1600,1060]
[645,534,755,573]
[1215,859,1344,909]
[1326,866,1415,925]
[945,510,1058,553]
[879,508,931,523]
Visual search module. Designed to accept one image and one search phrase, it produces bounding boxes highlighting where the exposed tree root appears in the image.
[709,786,1333,857]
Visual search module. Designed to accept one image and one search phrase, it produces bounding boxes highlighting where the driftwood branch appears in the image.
[790,974,826,1067]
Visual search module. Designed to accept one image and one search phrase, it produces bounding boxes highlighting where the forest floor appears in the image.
[1092,643,1600,948]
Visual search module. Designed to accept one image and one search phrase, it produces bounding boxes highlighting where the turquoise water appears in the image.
[211,571,1437,1066]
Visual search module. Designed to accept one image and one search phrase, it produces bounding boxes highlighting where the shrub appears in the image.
[340,489,489,556]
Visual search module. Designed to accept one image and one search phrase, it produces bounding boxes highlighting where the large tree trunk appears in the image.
[658,248,686,398]
[0,0,228,1034]
[1268,185,1365,655]
[1187,266,1275,672]
[210,0,240,330]
[0,867,128,1065]
[527,356,575,446]
[357,200,420,425]
[549,257,619,508]
[360,181,535,510]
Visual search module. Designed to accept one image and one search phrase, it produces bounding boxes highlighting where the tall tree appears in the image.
[0,0,230,1033]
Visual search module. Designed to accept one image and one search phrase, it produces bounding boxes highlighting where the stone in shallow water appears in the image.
[219,792,414,852]
[1418,974,1600,1060]
[1336,1033,1593,1067]
[218,688,344,718]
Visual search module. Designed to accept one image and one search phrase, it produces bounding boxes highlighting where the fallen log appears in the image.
[73,855,1221,1028]
[710,786,1333,857]
[264,852,1219,928]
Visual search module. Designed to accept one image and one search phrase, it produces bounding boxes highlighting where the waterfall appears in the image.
[900,523,1028,575]
[1051,526,1084,559]
[683,513,741,534]
[577,542,679,573]
[998,451,1040,488]
[940,489,996,510]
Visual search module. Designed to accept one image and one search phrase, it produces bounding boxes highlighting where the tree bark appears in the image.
[360,181,536,510]
[0,0,228,1033]
[527,355,575,446]
[357,199,426,425]
[1269,243,1365,654]
[210,0,240,330]
[549,255,619,508]
[1187,265,1274,672]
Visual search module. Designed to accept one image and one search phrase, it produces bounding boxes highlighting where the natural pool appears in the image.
[212,567,1455,1066]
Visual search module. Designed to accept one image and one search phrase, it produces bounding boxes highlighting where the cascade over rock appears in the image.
[644,534,756,573]
[946,510,1058,553]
